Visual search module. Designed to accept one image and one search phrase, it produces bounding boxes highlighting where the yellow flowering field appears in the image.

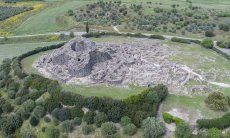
[0,2,44,36]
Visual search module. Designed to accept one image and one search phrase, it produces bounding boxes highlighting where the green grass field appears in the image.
[0,41,64,63]
[14,0,90,35]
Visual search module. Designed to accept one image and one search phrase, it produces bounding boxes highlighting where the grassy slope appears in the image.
[14,0,90,35]
[0,41,63,63]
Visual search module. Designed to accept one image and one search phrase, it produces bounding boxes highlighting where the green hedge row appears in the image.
[162,112,184,125]
[11,42,65,79]
[212,47,230,60]
[197,112,230,129]
[171,37,201,44]
[82,32,165,40]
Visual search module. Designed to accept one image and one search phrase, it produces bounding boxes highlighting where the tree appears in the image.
[154,84,168,101]
[141,117,165,138]
[30,116,39,127]
[69,32,75,38]
[74,117,82,126]
[101,122,117,137]
[133,111,148,127]
[201,39,214,49]
[94,112,108,127]
[107,107,121,123]
[175,122,192,138]
[83,111,95,124]
[205,92,228,111]
[82,125,94,135]
[123,123,137,136]
[33,106,45,119]
[61,120,75,133]
[69,106,84,119]
[45,126,60,138]
[120,116,132,126]
[205,30,215,37]
[86,22,89,33]
[207,128,222,138]
[2,102,14,113]
[67,10,74,16]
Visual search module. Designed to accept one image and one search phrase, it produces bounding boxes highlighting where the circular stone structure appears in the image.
[35,37,205,93]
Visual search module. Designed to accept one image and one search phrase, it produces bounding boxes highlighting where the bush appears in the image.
[30,116,39,127]
[21,131,37,138]
[82,125,94,135]
[201,39,214,49]
[61,120,75,133]
[175,122,192,138]
[8,90,16,99]
[133,111,148,127]
[141,117,165,138]
[2,102,14,113]
[57,108,70,122]
[101,122,117,137]
[205,92,228,111]
[205,30,215,37]
[171,37,190,44]
[162,112,184,125]
[22,99,36,112]
[44,116,51,123]
[154,84,168,101]
[207,128,222,138]
[149,35,165,40]
[69,106,84,119]
[74,117,82,126]
[33,106,45,118]
[94,112,108,127]
[123,123,137,136]
[197,112,230,129]
[120,116,132,126]
[45,126,60,138]
[83,111,95,124]
[107,107,121,123]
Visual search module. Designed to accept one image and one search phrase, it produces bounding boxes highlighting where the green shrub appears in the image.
[162,112,184,125]
[205,30,215,37]
[74,117,82,126]
[197,112,230,129]
[175,122,192,138]
[2,102,14,113]
[101,122,117,137]
[133,111,148,127]
[94,112,108,127]
[44,116,51,123]
[149,35,165,40]
[82,125,94,135]
[33,106,45,118]
[141,117,165,138]
[61,120,75,133]
[30,116,39,127]
[69,106,84,119]
[201,39,214,49]
[123,123,137,136]
[171,37,190,44]
[120,116,132,126]
[83,111,95,124]
[205,92,228,111]
[207,128,222,138]
[107,107,121,123]
[45,126,60,138]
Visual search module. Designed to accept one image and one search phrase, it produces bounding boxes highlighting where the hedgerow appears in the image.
[197,112,230,129]
[162,112,184,125]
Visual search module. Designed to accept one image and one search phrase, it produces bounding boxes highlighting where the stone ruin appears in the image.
[35,37,207,93]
